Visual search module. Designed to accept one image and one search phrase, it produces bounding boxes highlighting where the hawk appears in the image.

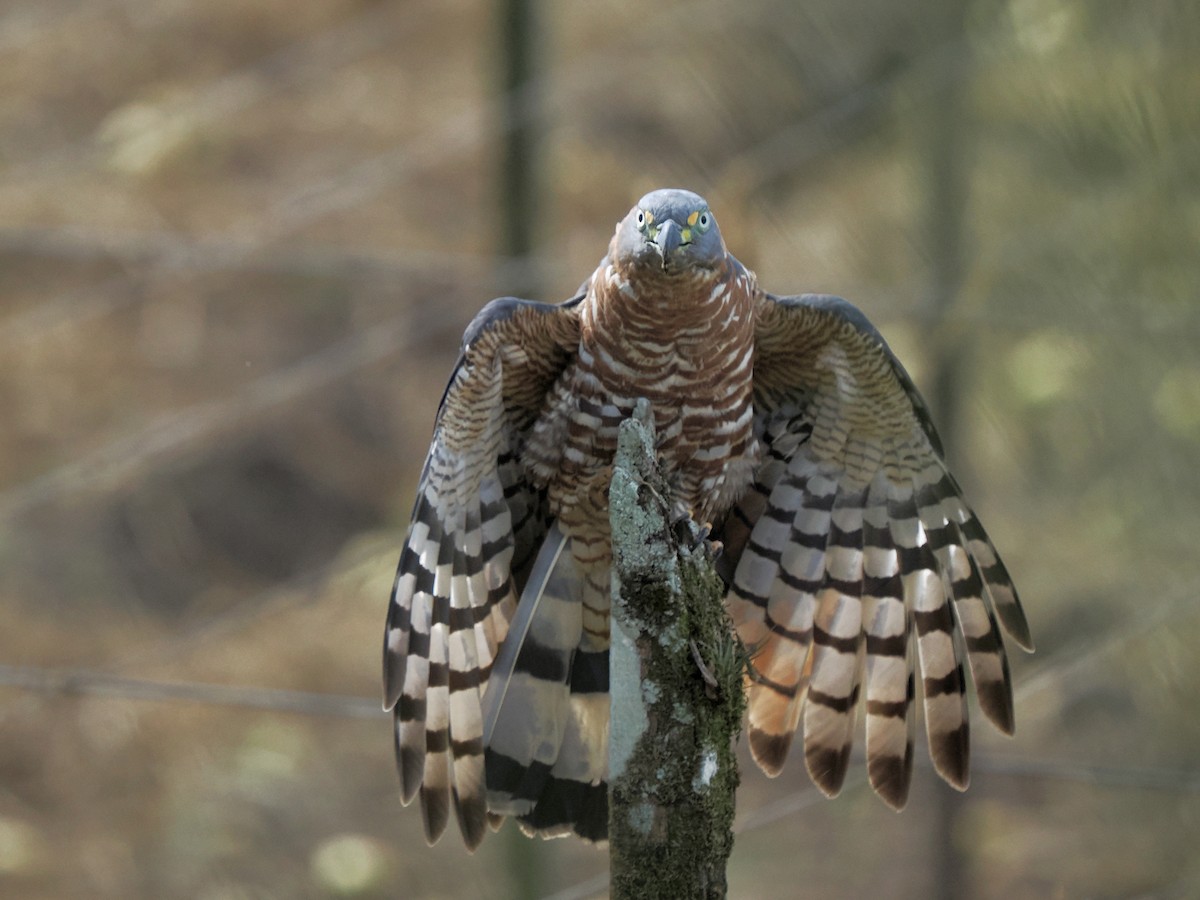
[382,188,1031,849]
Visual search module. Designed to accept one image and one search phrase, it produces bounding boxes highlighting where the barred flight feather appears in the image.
[727,292,1031,809]
[383,298,580,850]
[861,473,915,808]
[802,485,866,796]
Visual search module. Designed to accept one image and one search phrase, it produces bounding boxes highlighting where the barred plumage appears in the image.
[383,189,1031,849]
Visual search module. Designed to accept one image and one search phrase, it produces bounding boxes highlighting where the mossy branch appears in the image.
[608,400,746,900]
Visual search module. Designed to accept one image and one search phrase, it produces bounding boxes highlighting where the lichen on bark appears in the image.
[608,401,746,900]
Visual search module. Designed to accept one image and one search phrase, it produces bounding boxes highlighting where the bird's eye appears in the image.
[636,210,646,229]
[696,211,711,233]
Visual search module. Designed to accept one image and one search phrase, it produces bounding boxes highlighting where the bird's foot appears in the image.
[671,515,723,560]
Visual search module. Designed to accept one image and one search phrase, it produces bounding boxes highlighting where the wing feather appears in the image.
[382,296,579,849]
[725,292,1030,806]
[892,483,970,790]
[732,456,828,775]
[802,484,866,797]
[861,472,916,807]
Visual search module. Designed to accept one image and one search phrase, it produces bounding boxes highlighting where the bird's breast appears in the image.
[524,265,759,525]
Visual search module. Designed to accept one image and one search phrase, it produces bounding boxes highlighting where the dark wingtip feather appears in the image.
[974,539,1034,652]
[868,750,913,810]
[382,652,405,711]
[805,743,852,797]
[987,563,1034,652]
[976,674,1016,736]
[748,726,793,777]
[398,741,424,805]
[453,789,489,851]
[930,722,970,791]
[420,784,451,846]
[999,588,1035,653]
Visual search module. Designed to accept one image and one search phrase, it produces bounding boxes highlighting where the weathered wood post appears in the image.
[608,400,746,900]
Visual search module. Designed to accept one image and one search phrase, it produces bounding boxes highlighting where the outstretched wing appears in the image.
[382,295,581,849]
[722,292,1032,810]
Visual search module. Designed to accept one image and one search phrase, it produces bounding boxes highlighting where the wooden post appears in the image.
[607,400,746,900]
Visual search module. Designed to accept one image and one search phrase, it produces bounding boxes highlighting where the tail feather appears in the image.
[481,523,609,839]
[479,523,572,742]
[482,524,576,814]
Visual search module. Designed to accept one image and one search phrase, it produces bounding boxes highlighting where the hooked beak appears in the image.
[650,219,685,269]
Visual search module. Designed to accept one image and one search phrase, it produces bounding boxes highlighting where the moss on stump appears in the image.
[608,401,746,900]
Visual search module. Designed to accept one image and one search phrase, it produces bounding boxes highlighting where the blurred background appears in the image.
[2,0,1199,897]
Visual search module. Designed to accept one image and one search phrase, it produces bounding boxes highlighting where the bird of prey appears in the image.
[382,188,1031,849]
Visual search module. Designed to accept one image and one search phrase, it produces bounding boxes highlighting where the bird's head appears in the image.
[611,188,726,277]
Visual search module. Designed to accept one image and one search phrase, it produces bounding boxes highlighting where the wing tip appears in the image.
[868,749,914,810]
[805,742,852,798]
[748,725,793,777]
[453,788,489,851]
[397,740,425,806]
[976,678,1016,736]
[929,723,971,791]
[383,658,404,712]
[1004,609,1036,653]
[420,790,451,846]
[987,576,1034,652]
